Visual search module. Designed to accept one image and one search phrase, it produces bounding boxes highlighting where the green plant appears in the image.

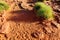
[34,2,54,20]
[0,1,9,12]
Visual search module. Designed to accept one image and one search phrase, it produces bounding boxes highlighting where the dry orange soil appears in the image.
[0,0,60,40]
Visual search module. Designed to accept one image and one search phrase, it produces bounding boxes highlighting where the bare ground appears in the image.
[0,0,60,40]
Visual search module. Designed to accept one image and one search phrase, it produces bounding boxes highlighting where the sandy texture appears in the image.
[0,0,60,40]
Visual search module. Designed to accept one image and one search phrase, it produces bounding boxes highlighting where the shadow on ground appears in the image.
[8,9,41,22]
[7,9,45,23]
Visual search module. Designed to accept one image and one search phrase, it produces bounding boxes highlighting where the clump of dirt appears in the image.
[0,0,60,40]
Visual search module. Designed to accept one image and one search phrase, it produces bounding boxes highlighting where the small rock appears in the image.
[44,27,52,33]
[0,22,11,34]
[51,21,60,28]
[31,32,39,38]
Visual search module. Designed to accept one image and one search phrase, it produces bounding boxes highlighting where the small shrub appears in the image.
[0,1,9,12]
[34,2,54,20]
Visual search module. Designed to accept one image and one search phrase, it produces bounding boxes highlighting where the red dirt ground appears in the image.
[0,0,60,40]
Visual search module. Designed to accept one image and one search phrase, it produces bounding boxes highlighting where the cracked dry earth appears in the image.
[0,0,60,40]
